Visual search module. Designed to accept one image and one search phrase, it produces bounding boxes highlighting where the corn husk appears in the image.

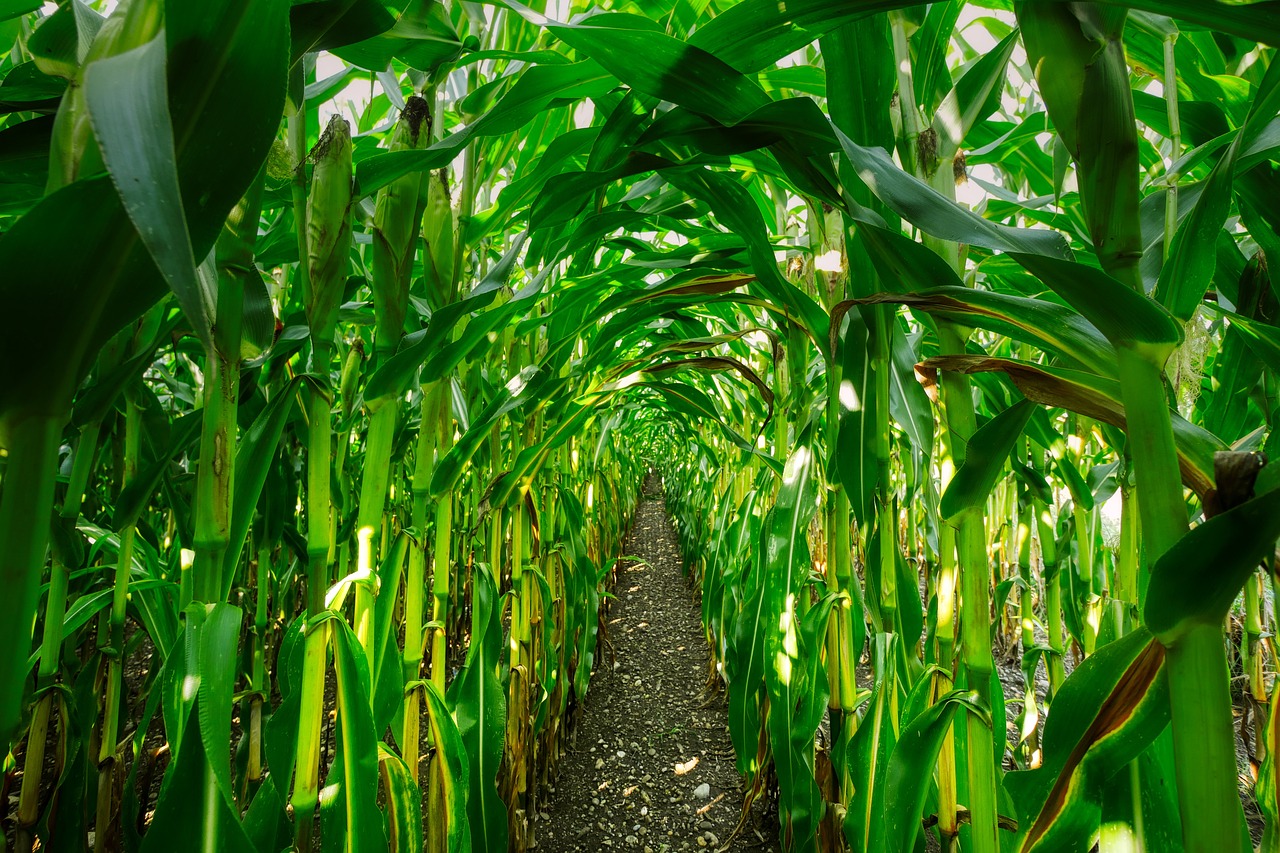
[304,115,353,349]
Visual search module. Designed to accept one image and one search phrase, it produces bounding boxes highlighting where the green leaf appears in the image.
[881,690,986,853]
[0,0,40,22]
[354,61,615,199]
[85,35,211,346]
[506,5,771,126]
[940,399,1035,521]
[921,355,1222,501]
[857,287,1117,376]
[1144,473,1280,643]
[762,433,823,849]
[333,0,462,76]
[422,681,472,853]
[446,561,508,853]
[144,603,250,853]
[1018,3,1141,284]
[220,378,302,597]
[141,702,260,853]
[290,0,396,60]
[1005,630,1169,853]
[376,744,422,853]
[932,28,1020,161]
[835,128,1072,260]
[1153,56,1280,321]
[1010,253,1182,358]
[323,617,389,853]
[836,306,879,521]
[843,634,899,852]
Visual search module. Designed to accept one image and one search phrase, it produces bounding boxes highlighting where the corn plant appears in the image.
[2,1,1280,853]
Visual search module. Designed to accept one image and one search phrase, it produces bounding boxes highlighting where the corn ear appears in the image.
[370,95,431,358]
[304,115,353,352]
[422,168,456,307]
[45,0,162,191]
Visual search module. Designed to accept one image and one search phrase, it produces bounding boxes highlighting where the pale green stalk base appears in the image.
[1166,623,1244,853]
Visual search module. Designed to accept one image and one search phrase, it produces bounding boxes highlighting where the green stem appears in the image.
[193,279,242,604]
[97,397,140,853]
[938,325,1000,853]
[306,358,333,617]
[1165,623,1243,853]
[354,401,396,659]
[1037,501,1065,699]
[428,385,454,693]
[1114,349,1188,557]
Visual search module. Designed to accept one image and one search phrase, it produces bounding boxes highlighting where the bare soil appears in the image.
[534,475,781,853]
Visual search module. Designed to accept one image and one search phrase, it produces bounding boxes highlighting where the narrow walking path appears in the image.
[535,474,780,852]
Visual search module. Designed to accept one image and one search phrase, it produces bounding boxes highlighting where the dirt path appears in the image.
[535,475,780,852]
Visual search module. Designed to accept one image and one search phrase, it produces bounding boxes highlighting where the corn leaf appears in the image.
[1004,630,1169,853]
[940,399,1035,521]
[1145,470,1280,643]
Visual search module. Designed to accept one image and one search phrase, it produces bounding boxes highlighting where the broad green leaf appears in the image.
[1011,253,1182,357]
[835,128,1072,260]
[506,4,771,126]
[141,702,259,853]
[932,28,1020,161]
[0,0,286,435]
[422,681,472,853]
[0,0,40,21]
[888,328,934,460]
[195,604,243,797]
[1004,630,1169,853]
[354,61,616,198]
[940,399,1035,521]
[857,287,1117,375]
[835,305,879,521]
[220,377,303,597]
[376,744,422,853]
[290,0,396,59]
[762,434,822,849]
[1018,3,1142,284]
[85,35,211,345]
[880,690,986,853]
[843,634,898,852]
[447,561,509,853]
[334,0,462,76]
[1258,688,1280,851]
[1145,472,1280,643]
[323,617,389,853]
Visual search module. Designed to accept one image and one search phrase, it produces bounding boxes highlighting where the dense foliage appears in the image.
[1,1,1279,852]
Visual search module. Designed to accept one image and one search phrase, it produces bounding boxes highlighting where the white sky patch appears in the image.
[776,48,806,68]
[315,52,387,130]
[958,7,1000,54]
[574,99,595,129]
[956,163,993,208]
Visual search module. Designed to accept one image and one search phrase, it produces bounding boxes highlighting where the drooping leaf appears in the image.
[1004,630,1169,853]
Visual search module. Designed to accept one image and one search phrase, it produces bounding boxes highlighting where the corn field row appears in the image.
[1,1,1279,852]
